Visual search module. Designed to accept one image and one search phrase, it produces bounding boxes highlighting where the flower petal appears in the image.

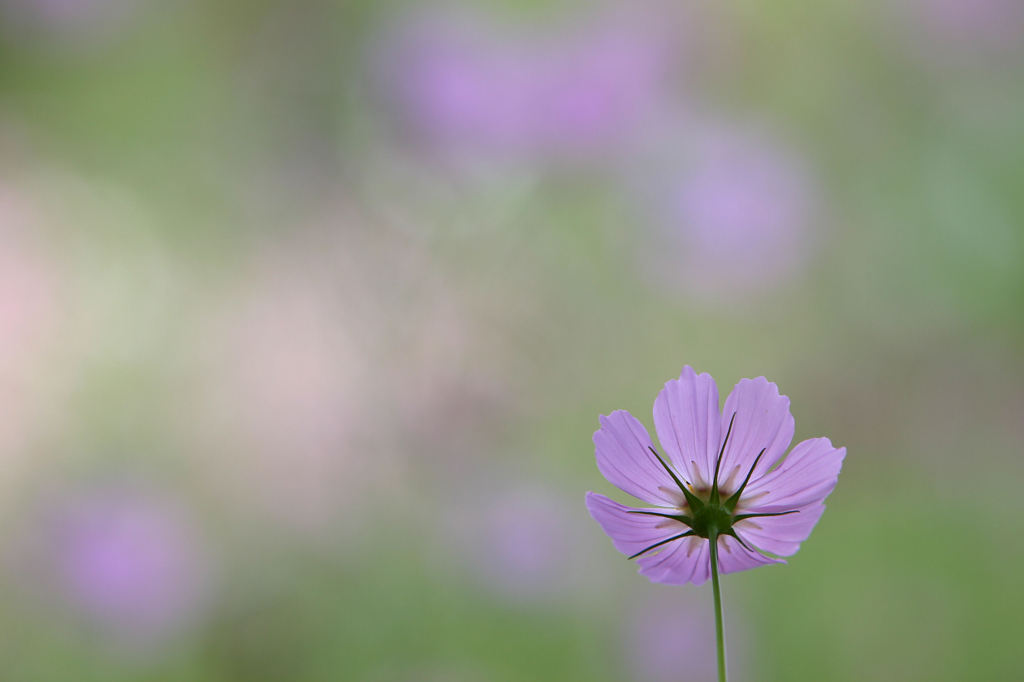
[594,410,684,507]
[635,534,782,584]
[653,366,721,487]
[585,492,689,559]
[735,503,825,556]
[637,535,712,586]
[742,438,845,513]
[716,534,784,575]
[715,377,794,492]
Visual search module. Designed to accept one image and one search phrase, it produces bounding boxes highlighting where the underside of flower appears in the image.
[585,366,845,585]
[625,413,798,560]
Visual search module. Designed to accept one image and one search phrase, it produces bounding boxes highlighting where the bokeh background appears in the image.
[1,0,1023,680]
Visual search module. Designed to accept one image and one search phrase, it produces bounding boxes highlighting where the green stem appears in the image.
[708,528,727,682]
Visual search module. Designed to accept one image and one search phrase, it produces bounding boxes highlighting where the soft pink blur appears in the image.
[632,118,818,304]
[184,228,375,537]
[0,183,68,502]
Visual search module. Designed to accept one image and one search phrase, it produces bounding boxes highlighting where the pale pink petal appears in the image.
[716,534,783,575]
[743,438,845,513]
[637,535,711,586]
[594,410,684,507]
[585,492,688,559]
[687,541,711,585]
[653,366,721,487]
[735,504,825,557]
[715,377,794,492]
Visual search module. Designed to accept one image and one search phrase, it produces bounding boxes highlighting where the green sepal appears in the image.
[626,510,695,527]
[724,447,766,513]
[709,412,737,505]
[627,530,695,560]
[647,446,704,512]
[678,484,705,513]
[732,510,799,523]
[723,528,754,552]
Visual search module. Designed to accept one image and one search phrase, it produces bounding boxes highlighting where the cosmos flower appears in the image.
[586,366,844,585]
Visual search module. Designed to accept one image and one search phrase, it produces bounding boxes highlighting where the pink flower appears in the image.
[586,366,844,585]
[375,5,675,163]
[634,122,817,303]
[42,484,211,644]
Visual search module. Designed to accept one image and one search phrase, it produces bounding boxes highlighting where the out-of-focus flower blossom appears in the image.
[634,121,817,303]
[445,482,591,600]
[39,483,211,645]
[624,592,746,682]
[586,366,845,585]
[375,4,677,164]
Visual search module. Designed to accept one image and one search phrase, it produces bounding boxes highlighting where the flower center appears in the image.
[627,413,801,560]
[686,494,737,539]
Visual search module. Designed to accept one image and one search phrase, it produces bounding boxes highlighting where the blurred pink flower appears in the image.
[634,121,817,303]
[586,366,845,585]
[447,482,588,600]
[42,483,211,644]
[375,4,677,163]
[623,593,744,682]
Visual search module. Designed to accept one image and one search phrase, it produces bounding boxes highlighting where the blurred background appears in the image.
[1,0,1023,680]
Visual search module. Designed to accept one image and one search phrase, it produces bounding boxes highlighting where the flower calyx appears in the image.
[626,413,798,560]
